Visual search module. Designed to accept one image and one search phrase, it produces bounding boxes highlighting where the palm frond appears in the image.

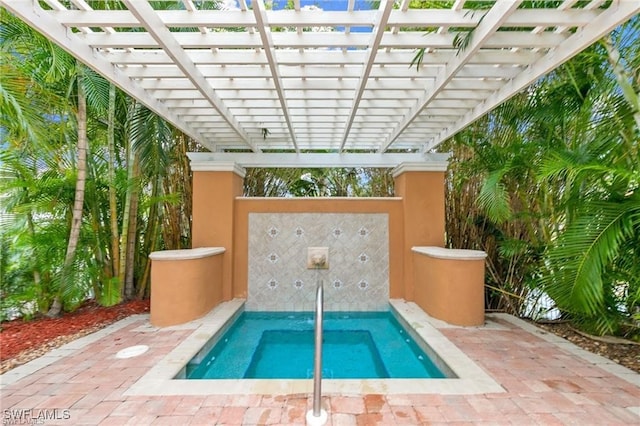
[128,103,173,176]
[477,169,512,224]
[544,197,640,315]
[81,68,110,115]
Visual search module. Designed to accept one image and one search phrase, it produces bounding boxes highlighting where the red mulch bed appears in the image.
[0,299,149,362]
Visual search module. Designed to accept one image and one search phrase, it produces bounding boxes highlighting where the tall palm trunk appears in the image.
[137,193,160,299]
[124,157,140,300]
[47,68,87,317]
[25,212,44,312]
[119,138,139,299]
[107,84,120,280]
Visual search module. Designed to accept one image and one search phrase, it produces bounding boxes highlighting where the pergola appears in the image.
[5,0,638,167]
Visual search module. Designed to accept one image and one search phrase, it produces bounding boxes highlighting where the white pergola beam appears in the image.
[187,152,449,169]
[54,9,600,29]
[119,64,520,79]
[137,79,359,92]
[121,0,258,152]
[81,31,568,50]
[431,0,640,150]
[380,0,522,153]
[340,0,394,151]
[105,49,542,67]
[120,65,434,79]
[252,0,298,153]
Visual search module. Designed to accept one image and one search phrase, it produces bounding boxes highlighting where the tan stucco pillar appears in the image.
[189,158,245,301]
[393,161,447,300]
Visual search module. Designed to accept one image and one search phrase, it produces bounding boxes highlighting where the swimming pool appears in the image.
[126,299,505,396]
[186,310,449,379]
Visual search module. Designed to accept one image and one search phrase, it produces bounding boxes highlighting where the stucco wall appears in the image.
[149,248,224,327]
[412,247,486,326]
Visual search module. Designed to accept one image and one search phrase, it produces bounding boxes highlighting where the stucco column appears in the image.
[188,157,245,301]
[393,161,448,301]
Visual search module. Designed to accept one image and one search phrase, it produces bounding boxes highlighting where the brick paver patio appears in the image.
[1,313,638,425]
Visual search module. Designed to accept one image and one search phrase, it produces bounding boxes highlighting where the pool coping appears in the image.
[124,299,505,395]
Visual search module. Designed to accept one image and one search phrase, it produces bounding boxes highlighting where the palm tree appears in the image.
[1,2,201,317]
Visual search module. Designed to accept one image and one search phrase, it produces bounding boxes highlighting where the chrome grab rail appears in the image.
[312,279,324,417]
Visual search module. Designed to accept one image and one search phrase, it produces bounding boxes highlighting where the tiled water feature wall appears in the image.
[246,213,389,311]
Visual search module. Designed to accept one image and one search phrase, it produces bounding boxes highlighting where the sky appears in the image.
[223,0,374,12]
[272,0,374,10]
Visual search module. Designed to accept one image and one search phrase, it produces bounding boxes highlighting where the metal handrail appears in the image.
[312,279,324,417]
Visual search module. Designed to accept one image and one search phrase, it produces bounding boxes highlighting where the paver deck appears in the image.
[1,309,638,425]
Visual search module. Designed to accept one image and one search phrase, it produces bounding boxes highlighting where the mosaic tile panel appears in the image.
[247,213,389,311]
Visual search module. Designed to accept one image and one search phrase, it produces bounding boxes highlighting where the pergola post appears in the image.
[189,157,245,301]
[393,162,447,301]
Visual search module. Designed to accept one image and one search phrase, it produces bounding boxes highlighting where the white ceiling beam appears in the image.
[152,89,427,101]
[106,50,268,65]
[120,63,518,79]
[380,0,522,153]
[419,99,479,109]
[437,90,492,100]
[1,0,208,145]
[239,111,355,118]
[407,108,466,116]
[149,89,279,100]
[121,0,258,152]
[175,107,218,115]
[431,0,640,150]
[181,0,209,35]
[383,32,567,49]
[147,90,203,99]
[438,79,505,91]
[183,116,231,123]
[192,98,417,109]
[285,66,434,78]
[235,143,383,149]
[105,49,540,66]
[54,8,599,29]
[81,31,568,50]
[138,79,198,90]
[389,8,598,27]
[405,123,450,129]
[187,152,448,168]
[252,0,298,153]
[340,0,394,152]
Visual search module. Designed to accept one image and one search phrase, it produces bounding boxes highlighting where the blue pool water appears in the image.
[186,311,447,379]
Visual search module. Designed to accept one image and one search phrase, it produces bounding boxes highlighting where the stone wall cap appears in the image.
[149,247,225,260]
[392,161,448,177]
[412,246,487,260]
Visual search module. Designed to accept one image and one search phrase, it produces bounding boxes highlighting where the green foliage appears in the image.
[440,17,640,337]
[0,5,199,319]
[544,199,637,314]
[98,277,123,307]
[243,167,393,197]
[477,169,511,224]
